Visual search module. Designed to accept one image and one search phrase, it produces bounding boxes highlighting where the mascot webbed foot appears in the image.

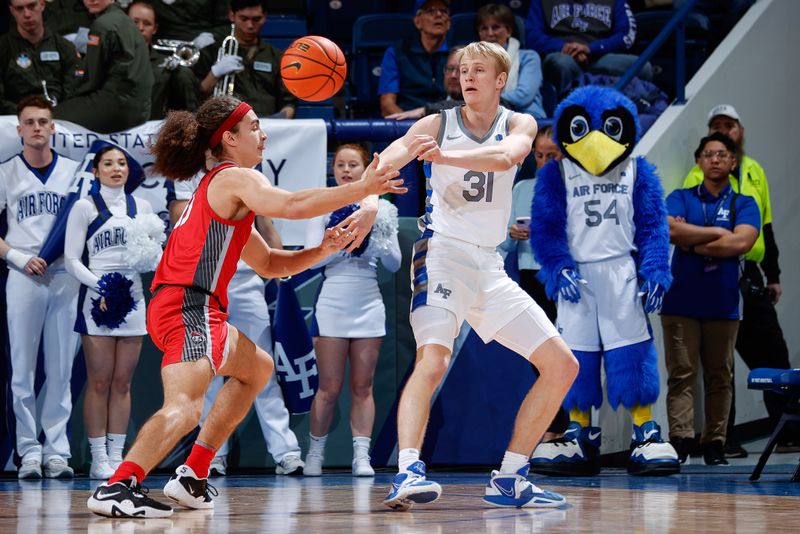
[531,422,601,477]
[628,421,680,476]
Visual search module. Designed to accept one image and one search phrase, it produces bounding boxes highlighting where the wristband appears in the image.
[5,248,33,270]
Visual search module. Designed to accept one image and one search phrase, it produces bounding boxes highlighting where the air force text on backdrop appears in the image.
[0,116,327,246]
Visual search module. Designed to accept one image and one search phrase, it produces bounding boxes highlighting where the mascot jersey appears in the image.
[563,157,637,263]
[423,105,516,248]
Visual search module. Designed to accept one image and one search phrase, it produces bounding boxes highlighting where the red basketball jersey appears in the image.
[152,163,255,309]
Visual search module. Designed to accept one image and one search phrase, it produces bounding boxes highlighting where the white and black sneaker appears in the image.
[87,478,173,518]
[163,465,218,509]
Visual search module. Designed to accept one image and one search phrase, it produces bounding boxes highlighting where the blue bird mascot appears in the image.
[530,86,679,476]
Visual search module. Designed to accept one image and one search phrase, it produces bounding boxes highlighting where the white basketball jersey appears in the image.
[422,106,516,248]
[562,157,637,263]
[0,152,79,255]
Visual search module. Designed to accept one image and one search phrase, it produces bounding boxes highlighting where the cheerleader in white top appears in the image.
[64,146,163,480]
[302,144,401,477]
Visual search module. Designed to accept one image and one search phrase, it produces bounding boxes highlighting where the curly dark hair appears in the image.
[151,96,242,180]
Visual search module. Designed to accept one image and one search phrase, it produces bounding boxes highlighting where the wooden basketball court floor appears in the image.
[2,456,799,533]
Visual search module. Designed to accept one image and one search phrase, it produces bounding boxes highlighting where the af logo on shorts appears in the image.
[190,331,205,345]
[434,283,452,299]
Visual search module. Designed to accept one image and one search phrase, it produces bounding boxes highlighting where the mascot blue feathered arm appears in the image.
[530,160,577,300]
[632,156,672,291]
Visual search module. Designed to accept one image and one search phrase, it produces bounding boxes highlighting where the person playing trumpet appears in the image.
[127,1,205,120]
[194,0,296,119]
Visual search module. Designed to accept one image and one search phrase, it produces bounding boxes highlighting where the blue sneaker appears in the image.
[383,461,442,511]
[531,422,601,476]
[628,420,680,476]
[483,464,566,508]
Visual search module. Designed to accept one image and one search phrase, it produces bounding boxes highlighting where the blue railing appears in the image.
[615,0,700,104]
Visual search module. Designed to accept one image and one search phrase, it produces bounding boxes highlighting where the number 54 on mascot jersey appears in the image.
[529,85,680,476]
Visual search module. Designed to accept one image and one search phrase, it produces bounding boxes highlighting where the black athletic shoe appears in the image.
[87,479,173,518]
[723,441,748,458]
[163,465,218,509]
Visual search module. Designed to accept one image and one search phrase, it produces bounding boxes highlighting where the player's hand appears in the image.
[361,153,406,196]
[319,223,354,253]
[340,203,377,253]
[638,279,665,313]
[558,268,587,303]
[410,135,444,164]
[99,296,108,312]
[24,256,47,277]
[211,55,244,78]
[509,224,530,241]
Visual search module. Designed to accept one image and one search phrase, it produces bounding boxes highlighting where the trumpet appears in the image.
[214,24,239,97]
[152,39,200,68]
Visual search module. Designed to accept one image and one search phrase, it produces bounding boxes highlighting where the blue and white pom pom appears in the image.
[365,199,398,257]
[327,204,371,257]
[125,213,166,273]
[91,272,137,329]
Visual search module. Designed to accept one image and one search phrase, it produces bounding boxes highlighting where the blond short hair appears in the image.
[456,41,511,77]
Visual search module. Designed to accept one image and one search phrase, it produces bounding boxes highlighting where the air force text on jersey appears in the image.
[17,191,65,223]
[571,182,629,198]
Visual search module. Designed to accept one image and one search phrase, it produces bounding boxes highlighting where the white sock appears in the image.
[353,436,371,458]
[308,433,327,457]
[89,436,109,463]
[106,433,126,464]
[398,448,420,473]
[499,450,529,475]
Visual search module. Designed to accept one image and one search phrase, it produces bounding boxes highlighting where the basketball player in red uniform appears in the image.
[88,96,405,518]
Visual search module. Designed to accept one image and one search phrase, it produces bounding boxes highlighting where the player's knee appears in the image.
[251,350,273,389]
[415,353,450,385]
[539,345,579,385]
[316,382,343,404]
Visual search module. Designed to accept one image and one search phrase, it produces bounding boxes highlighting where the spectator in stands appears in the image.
[661,132,759,466]
[150,0,230,43]
[682,105,798,455]
[126,1,202,120]
[476,3,545,118]
[1,0,77,114]
[386,45,463,120]
[195,0,296,118]
[42,0,91,38]
[378,0,450,117]
[54,0,153,133]
[525,0,653,97]
[501,125,561,322]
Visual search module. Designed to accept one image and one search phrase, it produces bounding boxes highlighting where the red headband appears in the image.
[208,102,253,149]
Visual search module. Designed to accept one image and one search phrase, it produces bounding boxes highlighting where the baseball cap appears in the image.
[415,0,450,14]
[707,104,740,125]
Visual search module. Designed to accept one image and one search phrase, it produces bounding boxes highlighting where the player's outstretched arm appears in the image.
[413,113,537,172]
[241,224,353,278]
[225,162,404,220]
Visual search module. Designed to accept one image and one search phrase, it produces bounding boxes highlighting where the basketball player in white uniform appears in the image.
[169,175,305,476]
[0,96,81,479]
[367,42,578,510]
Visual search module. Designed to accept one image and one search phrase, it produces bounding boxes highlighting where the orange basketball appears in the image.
[280,36,347,102]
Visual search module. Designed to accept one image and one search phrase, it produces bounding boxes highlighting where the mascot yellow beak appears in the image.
[563,131,629,176]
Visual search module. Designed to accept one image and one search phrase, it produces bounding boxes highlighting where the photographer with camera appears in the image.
[682,105,797,455]
[661,132,760,466]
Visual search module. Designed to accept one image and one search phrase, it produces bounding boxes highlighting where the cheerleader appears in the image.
[64,146,163,479]
[303,144,402,476]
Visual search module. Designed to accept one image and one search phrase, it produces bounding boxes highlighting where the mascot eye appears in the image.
[569,116,589,141]
[603,117,623,141]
